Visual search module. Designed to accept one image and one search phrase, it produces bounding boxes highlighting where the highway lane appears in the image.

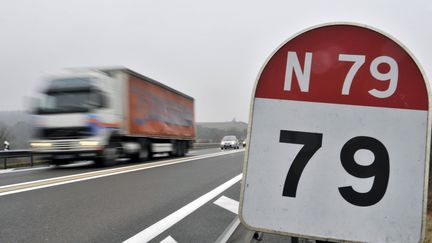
[0,148,221,187]
[0,149,244,242]
[150,181,243,243]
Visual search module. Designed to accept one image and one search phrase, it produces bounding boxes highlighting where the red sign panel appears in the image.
[255,25,428,110]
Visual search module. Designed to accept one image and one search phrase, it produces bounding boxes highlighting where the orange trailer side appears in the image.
[127,74,195,140]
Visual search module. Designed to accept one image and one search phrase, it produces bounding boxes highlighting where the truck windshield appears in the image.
[37,90,104,114]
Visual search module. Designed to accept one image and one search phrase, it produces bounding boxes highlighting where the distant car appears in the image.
[221,136,239,150]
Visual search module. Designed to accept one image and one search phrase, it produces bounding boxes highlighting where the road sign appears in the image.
[239,23,430,243]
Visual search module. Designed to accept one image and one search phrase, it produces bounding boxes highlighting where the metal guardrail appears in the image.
[0,150,34,169]
[192,143,220,150]
[0,143,223,170]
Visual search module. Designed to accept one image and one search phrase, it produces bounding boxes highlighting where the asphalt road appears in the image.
[0,148,220,187]
[0,148,295,243]
[0,148,246,242]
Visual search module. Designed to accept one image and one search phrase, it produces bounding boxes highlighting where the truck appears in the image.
[30,67,195,166]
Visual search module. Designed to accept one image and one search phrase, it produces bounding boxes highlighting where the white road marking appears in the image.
[213,196,239,214]
[0,165,53,174]
[123,174,243,243]
[214,217,241,243]
[160,236,177,243]
[0,150,243,197]
[213,197,240,243]
[57,161,94,167]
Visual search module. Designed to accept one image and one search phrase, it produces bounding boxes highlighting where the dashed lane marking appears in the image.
[160,236,178,243]
[213,196,239,214]
[123,174,243,243]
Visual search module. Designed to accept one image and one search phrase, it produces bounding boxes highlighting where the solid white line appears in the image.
[160,236,177,243]
[0,165,53,174]
[213,197,240,243]
[123,174,243,243]
[215,217,241,243]
[0,150,243,197]
[57,161,94,167]
[0,150,238,190]
[213,196,239,214]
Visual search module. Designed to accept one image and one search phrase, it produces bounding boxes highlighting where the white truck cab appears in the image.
[31,69,124,165]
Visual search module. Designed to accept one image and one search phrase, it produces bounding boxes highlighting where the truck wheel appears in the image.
[131,142,150,162]
[95,142,119,167]
[171,141,185,157]
[179,141,186,157]
[184,141,190,155]
[173,141,180,157]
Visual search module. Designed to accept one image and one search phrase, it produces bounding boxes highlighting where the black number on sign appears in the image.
[339,136,390,207]
[280,130,323,197]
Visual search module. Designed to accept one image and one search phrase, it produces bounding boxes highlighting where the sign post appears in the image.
[240,23,430,243]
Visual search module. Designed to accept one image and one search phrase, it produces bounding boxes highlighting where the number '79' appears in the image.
[279,130,390,207]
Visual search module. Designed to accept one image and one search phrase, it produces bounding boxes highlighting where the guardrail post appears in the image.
[0,150,34,169]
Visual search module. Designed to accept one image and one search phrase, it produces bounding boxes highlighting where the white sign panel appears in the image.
[240,23,430,243]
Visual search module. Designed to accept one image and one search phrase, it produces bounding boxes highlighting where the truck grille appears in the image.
[40,127,92,139]
[31,139,84,151]
[50,140,81,150]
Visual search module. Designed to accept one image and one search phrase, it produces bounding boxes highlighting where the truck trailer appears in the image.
[30,67,195,166]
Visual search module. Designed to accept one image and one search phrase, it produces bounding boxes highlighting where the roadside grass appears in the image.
[427,182,432,243]
[426,214,432,243]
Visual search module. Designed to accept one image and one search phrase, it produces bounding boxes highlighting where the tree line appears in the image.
[196,125,247,143]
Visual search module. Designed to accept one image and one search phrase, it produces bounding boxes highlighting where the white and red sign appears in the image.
[240,24,430,243]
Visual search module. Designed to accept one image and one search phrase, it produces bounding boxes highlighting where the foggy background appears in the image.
[0,0,431,123]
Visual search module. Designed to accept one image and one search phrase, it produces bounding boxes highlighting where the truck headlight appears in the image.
[79,140,99,146]
[30,142,52,148]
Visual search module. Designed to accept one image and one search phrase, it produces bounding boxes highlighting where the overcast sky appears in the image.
[0,0,431,122]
